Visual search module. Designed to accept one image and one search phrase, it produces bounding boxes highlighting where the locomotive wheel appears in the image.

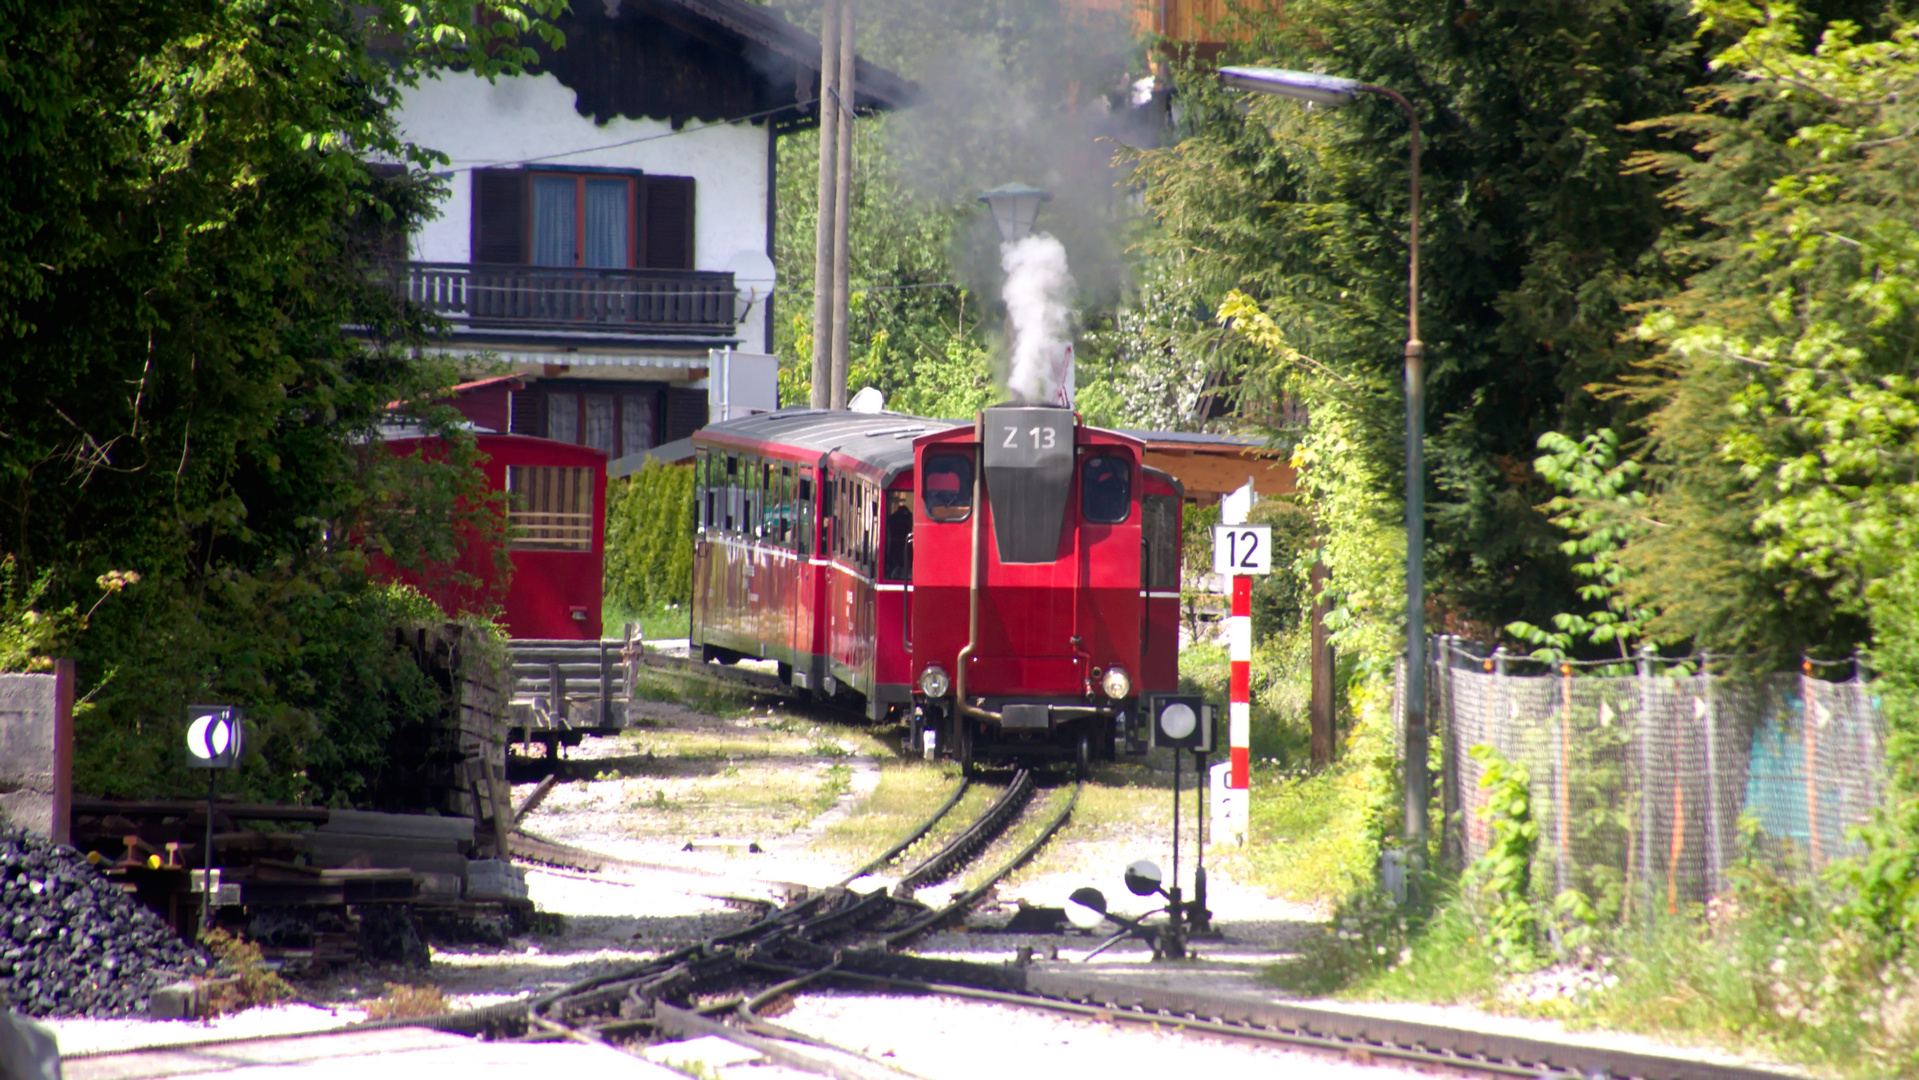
[1075,726,1092,781]
[955,716,975,777]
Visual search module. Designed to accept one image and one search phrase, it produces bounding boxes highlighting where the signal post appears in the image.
[1212,480,1267,847]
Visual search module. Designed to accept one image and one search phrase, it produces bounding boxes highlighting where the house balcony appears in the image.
[397,262,739,339]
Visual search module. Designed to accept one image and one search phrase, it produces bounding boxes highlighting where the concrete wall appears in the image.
[0,662,72,844]
[393,69,771,295]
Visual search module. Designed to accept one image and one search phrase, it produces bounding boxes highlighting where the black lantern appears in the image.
[976,182,1052,244]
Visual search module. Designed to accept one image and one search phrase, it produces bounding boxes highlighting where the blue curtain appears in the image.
[584,179,629,269]
[532,176,576,267]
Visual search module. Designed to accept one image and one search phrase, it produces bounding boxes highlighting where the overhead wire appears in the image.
[425,97,825,176]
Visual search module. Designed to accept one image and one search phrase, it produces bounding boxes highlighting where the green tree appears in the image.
[0,0,560,800]
[1130,0,1718,653]
[1620,2,1919,672]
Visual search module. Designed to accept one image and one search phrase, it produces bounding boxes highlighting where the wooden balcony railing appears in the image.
[399,262,738,336]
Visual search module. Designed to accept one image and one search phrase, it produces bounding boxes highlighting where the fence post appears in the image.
[1637,643,1655,933]
[1557,662,1572,900]
[1702,651,1723,899]
[1802,659,1821,875]
[1439,636,1462,871]
[1855,652,1878,830]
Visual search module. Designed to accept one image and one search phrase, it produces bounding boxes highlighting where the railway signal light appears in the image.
[185,706,244,770]
[1146,694,1211,752]
[185,704,244,934]
[1123,859,1163,897]
[1066,887,1108,930]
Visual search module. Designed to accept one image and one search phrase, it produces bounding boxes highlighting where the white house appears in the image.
[383,0,910,459]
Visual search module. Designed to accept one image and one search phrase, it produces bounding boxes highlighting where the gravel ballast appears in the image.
[0,830,208,1017]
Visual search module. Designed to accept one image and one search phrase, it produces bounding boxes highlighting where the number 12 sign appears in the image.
[1213,525,1272,576]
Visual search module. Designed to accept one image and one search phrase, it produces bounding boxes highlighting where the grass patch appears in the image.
[202,930,294,1015]
[362,982,450,1021]
[816,758,968,862]
[544,714,890,845]
[1216,765,1374,904]
[604,597,691,641]
[1351,893,1502,1003]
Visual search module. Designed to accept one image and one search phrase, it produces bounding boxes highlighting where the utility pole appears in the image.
[808,0,840,410]
[828,2,856,410]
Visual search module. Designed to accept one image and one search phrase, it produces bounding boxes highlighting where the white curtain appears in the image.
[584,395,616,455]
[546,392,578,444]
[532,176,576,267]
[583,179,629,269]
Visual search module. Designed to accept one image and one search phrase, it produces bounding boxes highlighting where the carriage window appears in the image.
[798,472,814,558]
[743,460,755,538]
[724,454,739,533]
[922,454,973,522]
[506,466,595,551]
[862,484,877,573]
[883,490,913,582]
[695,450,710,533]
[1081,455,1132,524]
[774,465,793,548]
[1141,493,1179,591]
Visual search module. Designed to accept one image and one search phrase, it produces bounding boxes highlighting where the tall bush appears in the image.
[605,462,696,612]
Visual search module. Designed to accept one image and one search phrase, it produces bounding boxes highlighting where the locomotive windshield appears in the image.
[922,454,974,521]
[1081,455,1132,523]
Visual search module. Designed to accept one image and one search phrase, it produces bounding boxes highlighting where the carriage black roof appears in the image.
[693,408,961,486]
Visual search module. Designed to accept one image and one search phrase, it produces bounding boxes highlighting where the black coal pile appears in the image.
[0,829,209,1017]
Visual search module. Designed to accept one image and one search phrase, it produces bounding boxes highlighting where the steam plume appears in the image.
[1000,234,1076,405]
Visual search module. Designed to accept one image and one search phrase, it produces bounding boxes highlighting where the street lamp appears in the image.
[977,182,1053,244]
[1218,65,1429,856]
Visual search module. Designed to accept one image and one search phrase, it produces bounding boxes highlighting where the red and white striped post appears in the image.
[1228,574,1252,790]
[1211,479,1261,847]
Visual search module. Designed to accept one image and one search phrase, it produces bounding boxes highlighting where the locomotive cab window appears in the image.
[922,454,973,522]
[1081,454,1132,524]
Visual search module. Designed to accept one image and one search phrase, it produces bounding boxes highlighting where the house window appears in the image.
[583,394,617,455]
[621,393,654,454]
[531,387,659,459]
[547,393,579,444]
[507,466,595,551]
[531,174,635,269]
[472,168,697,270]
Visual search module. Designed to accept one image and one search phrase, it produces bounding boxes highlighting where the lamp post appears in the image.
[977,182,1052,244]
[1218,65,1428,854]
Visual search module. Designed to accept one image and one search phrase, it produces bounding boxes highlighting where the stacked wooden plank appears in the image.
[386,623,515,859]
[306,810,476,899]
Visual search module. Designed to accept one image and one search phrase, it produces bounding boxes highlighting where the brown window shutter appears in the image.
[640,176,696,269]
[665,387,708,442]
[509,387,544,437]
[472,168,527,264]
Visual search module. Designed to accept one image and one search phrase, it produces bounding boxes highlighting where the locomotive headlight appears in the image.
[919,665,951,698]
[1100,666,1132,700]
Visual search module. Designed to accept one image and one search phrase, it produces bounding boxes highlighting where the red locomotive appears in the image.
[690,405,1183,776]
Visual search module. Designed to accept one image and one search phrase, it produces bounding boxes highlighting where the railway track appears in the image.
[66,760,1805,1080]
